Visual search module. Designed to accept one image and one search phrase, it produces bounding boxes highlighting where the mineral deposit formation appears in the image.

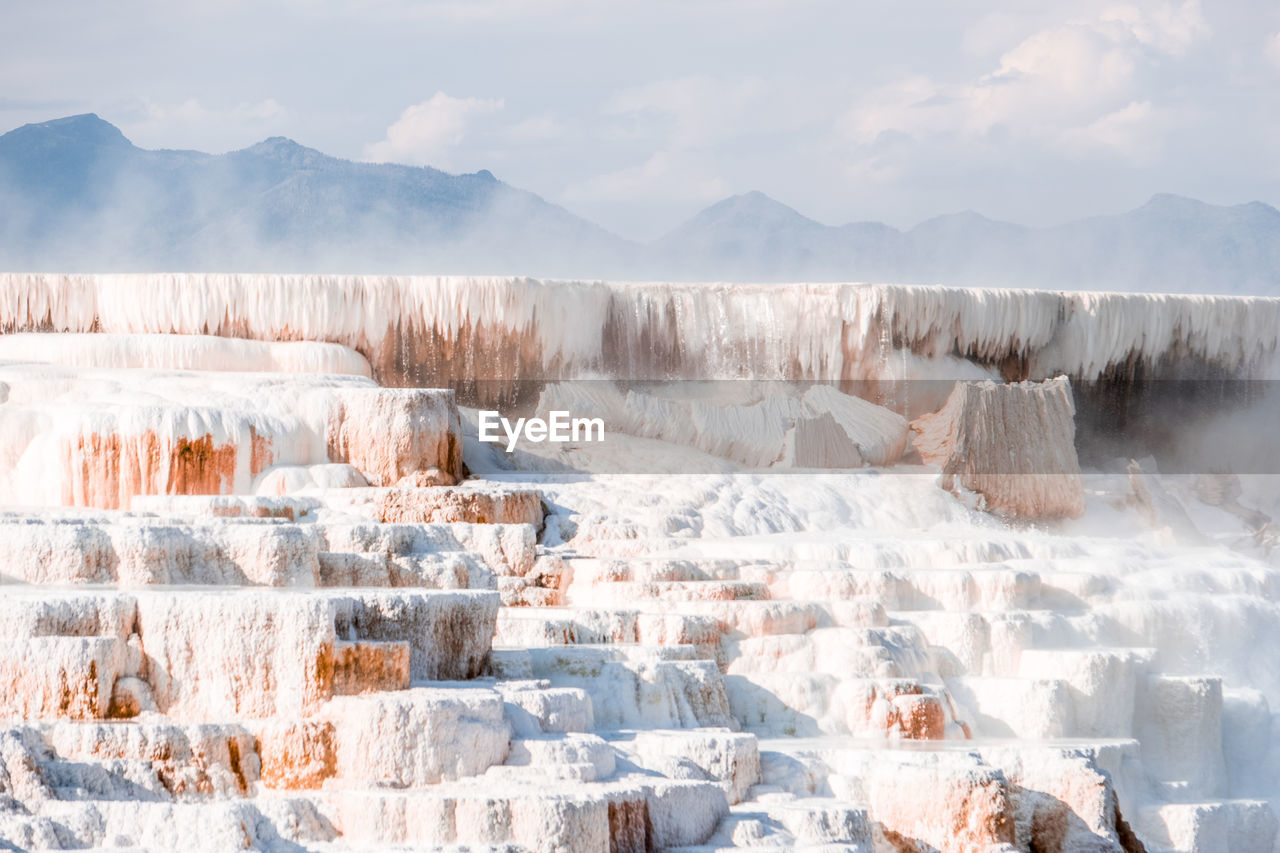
[0,274,1278,853]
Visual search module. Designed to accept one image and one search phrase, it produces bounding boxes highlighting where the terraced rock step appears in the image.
[3,300,1280,851]
[0,588,500,722]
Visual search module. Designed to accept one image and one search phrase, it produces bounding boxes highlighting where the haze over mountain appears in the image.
[2,114,1278,295]
[0,114,632,278]
[655,191,1280,294]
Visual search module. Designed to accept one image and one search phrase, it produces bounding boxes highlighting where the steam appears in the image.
[0,142,642,279]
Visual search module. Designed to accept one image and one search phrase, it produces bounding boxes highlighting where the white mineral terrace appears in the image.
[3,274,1280,382]
[0,281,1279,853]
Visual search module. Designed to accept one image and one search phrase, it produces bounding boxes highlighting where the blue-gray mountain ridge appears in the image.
[2,114,1277,293]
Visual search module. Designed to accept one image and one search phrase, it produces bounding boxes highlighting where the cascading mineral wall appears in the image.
[0,363,464,508]
[5,274,1280,850]
[3,274,1279,392]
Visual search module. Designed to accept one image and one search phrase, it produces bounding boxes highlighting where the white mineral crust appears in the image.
[0,280,1278,852]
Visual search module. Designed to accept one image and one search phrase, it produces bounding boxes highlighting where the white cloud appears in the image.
[1060,99,1159,156]
[503,114,563,142]
[840,1,1204,154]
[243,98,284,120]
[120,97,287,151]
[364,92,504,168]
[15,0,1263,240]
[839,76,946,146]
[1100,0,1206,56]
[992,22,1139,98]
[1266,31,1280,69]
[139,97,284,125]
[815,0,1228,228]
[562,151,729,204]
[555,74,804,216]
[603,75,766,147]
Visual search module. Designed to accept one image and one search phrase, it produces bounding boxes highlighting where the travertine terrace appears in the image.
[911,378,1085,519]
[2,274,1280,852]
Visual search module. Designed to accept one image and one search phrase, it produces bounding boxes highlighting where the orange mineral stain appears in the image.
[62,428,275,509]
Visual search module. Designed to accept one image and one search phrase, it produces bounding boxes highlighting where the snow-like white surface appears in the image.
[5,461,1279,850]
[534,381,908,469]
[0,332,371,376]
[0,363,461,508]
[2,274,1279,383]
[0,363,362,506]
[4,281,1280,852]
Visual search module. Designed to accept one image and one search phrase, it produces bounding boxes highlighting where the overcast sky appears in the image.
[2,0,1278,240]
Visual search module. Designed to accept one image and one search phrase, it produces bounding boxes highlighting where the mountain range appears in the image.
[2,113,1278,294]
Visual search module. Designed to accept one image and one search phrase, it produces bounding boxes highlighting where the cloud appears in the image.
[839,1,1205,154]
[602,75,767,147]
[0,96,80,112]
[992,22,1139,99]
[502,114,563,142]
[1100,0,1206,55]
[562,151,729,204]
[1267,31,1280,69]
[139,97,284,124]
[364,92,504,168]
[810,0,1236,228]
[7,0,1264,242]
[118,97,287,151]
[1060,99,1160,156]
[549,74,797,226]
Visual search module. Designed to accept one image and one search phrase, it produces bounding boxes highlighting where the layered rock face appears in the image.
[3,274,1280,390]
[326,388,463,486]
[2,280,1280,853]
[0,362,463,508]
[911,377,1086,519]
[0,334,749,853]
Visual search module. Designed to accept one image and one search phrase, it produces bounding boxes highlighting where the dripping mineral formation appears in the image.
[1,275,1280,852]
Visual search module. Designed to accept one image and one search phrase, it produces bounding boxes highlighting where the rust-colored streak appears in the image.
[65,433,124,509]
[167,434,238,496]
[258,721,338,790]
[366,315,550,408]
[64,430,259,509]
[331,641,411,695]
[55,659,101,720]
[226,737,250,794]
[311,641,336,701]
[606,799,652,853]
[894,694,948,740]
[249,426,274,476]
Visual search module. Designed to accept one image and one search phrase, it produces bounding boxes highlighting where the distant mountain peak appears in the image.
[1,113,131,149]
[1141,192,1207,211]
[35,113,119,133]
[0,112,633,276]
[1140,193,1280,223]
[718,190,798,211]
[243,136,318,156]
[236,135,331,170]
[691,191,819,228]
[915,209,998,227]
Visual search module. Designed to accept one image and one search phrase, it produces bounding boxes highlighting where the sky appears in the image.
[1,0,1278,241]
